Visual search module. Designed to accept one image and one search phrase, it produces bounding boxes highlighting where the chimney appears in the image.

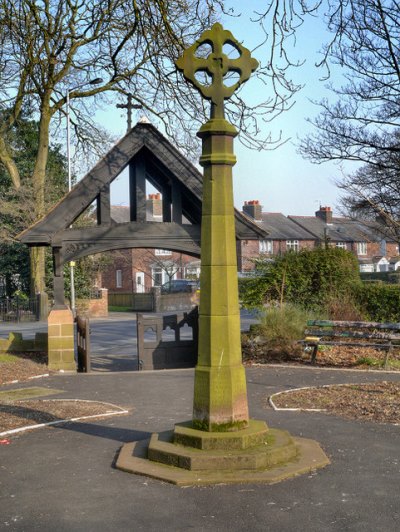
[147,193,162,218]
[243,200,263,221]
[316,206,333,224]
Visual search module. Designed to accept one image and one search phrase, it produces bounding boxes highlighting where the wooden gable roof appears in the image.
[19,121,266,250]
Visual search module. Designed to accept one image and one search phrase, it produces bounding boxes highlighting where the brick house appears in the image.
[98,197,202,292]
[100,199,400,287]
[239,202,399,273]
[289,206,399,272]
[239,201,316,272]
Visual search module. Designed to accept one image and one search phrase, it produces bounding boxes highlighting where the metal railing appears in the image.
[0,296,39,322]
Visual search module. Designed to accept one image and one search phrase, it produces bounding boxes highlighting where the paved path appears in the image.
[1,365,400,531]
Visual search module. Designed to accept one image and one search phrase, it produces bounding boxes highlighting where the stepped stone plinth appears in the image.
[116,420,329,486]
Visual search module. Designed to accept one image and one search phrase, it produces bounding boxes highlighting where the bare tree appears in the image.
[299,0,400,166]
[0,0,224,293]
[338,139,400,245]
[4,0,382,295]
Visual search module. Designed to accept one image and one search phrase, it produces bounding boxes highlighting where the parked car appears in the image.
[161,279,199,294]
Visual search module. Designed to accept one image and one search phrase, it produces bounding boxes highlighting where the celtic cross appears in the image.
[176,23,258,119]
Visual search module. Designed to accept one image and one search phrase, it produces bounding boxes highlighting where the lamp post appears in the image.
[66,77,103,314]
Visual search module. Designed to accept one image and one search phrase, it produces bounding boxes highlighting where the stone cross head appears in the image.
[176,23,258,119]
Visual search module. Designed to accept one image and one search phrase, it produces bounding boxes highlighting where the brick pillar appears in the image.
[47,307,76,371]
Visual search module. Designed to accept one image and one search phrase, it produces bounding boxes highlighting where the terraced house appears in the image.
[239,202,399,274]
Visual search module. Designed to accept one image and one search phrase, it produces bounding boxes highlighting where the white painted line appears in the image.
[268,382,378,412]
[3,373,50,386]
[0,399,129,437]
[250,362,400,374]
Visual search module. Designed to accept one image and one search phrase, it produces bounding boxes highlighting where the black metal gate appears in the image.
[76,315,91,372]
[0,296,39,322]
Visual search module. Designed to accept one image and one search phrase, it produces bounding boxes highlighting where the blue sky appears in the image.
[98,3,356,217]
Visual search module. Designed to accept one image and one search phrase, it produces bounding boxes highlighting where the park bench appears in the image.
[301,320,400,367]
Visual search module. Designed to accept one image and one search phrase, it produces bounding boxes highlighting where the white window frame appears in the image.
[259,239,273,254]
[155,249,172,256]
[116,269,122,288]
[357,242,367,255]
[151,266,174,286]
[286,240,299,252]
[152,267,163,287]
[336,242,347,249]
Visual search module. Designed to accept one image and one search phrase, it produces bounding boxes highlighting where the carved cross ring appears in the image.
[176,23,258,108]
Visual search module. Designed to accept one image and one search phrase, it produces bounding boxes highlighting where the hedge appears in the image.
[354,284,400,322]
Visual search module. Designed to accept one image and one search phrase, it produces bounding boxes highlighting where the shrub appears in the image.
[249,303,318,351]
[323,292,365,321]
[354,283,400,322]
[240,248,361,311]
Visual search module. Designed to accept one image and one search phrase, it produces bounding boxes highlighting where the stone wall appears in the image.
[0,332,48,353]
[76,288,108,318]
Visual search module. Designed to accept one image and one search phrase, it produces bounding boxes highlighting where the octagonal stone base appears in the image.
[116,420,329,486]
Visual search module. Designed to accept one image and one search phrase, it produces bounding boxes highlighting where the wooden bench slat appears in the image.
[304,329,400,341]
[301,319,399,365]
[307,320,400,330]
[301,340,392,349]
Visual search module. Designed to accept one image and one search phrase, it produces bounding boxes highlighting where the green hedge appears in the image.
[354,284,400,322]
[240,248,361,309]
[360,272,400,284]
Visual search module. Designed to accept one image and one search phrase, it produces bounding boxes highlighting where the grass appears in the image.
[0,387,63,402]
[0,353,20,363]
[356,356,382,367]
[355,356,400,369]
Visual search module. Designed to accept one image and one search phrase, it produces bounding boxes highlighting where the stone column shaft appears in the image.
[192,119,249,431]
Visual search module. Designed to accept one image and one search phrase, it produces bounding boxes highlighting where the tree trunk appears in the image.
[30,247,46,296]
[0,134,21,189]
[30,102,52,295]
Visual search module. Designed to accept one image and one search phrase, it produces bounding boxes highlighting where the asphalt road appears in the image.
[0,309,258,373]
[1,365,400,531]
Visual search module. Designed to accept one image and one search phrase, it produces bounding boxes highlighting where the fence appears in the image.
[0,293,48,322]
[0,295,39,322]
[76,315,91,372]
[109,289,198,312]
[108,291,154,312]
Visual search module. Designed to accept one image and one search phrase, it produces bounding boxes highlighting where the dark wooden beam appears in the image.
[96,184,111,225]
[162,186,172,222]
[129,156,146,222]
[57,222,201,264]
[172,181,183,224]
[52,248,65,307]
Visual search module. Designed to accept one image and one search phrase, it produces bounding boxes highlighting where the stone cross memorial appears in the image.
[117,23,329,485]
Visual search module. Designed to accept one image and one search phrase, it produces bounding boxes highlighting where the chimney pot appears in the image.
[243,200,263,221]
[316,206,333,223]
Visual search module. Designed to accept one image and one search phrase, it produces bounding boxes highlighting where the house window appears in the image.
[286,240,299,252]
[155,249,172,256]
[152,267,163,286]
[336,242,347,249]
[185,265,201,278]
[357,242,367,255]
[259,240,273,254]
[116,269,122,288]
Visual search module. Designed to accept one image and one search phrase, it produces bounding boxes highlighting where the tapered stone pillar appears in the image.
[193,118,248,430]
